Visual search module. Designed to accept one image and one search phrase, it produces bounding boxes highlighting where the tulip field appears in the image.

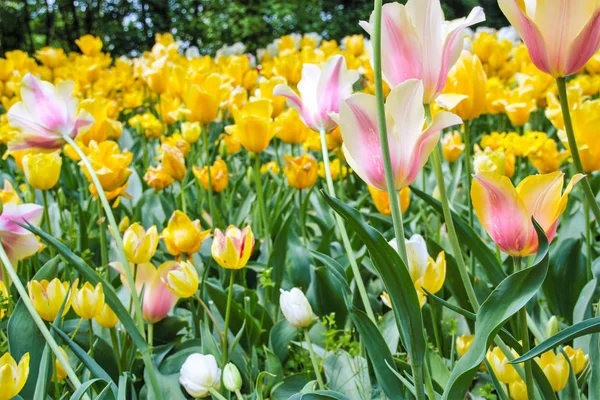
[1,0,600,399]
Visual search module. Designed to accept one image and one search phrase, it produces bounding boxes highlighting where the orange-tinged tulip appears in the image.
[193,159,229,193]
[123,224,159,264]
[144,165,175,191]
[0,352,29,400]
[368,185,410,215]
[162,211,211,256]
[212,225,254,270]
[283,154,318,189]
[471,172,583,256]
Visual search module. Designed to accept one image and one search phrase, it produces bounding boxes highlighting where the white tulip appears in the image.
[223,362,242,392]
[279,288,313,328]
[389,234,430,283]
[179,353,221,398]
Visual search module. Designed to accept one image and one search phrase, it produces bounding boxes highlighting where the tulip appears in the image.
[160,144,186,182]
[318,158,348,182]
[54,347,69,382]
[81,140,132,202]
[546,315,561,338]
[368,185,410,215]
[22,151,62,190]
[563,346,588,375]
[212,225,254,270]
[225,99,275,153]
[144,165,175,191]
[274,108,310,144]
[0,180,21,205]
[486,346,520,384]
[142,262,180,323]
[193,159,229,193]
[161,260,199,298]
[509,380,528,400]
[123,224,159,264]
[344,34,365,56]
[279,287,313,328]
[0,352,29,400]
[28,278,72,322]
[7,74,94,151]
[36,47,67,69]
[0,203,43,267]
[95,303,119,328]
[78,98,124,145]
[72,282,105,319]
[223,362,243,392]
[143,58,170,95]
[455,334,474,357]
[334,79,461,191]
[261,161,280,175]
[257,76,288,117]
[557,98,600,173]
[473,147,507,176]
[179,353,221,398]
[359,0,485,104]
[184,74,224,125]
[273,54,359,133]
[181,121,202,144]
[283,154,318,189]
[380,292,392,309]
[162,211,211,256]
[0,281,8,319]
[537,351,569,392]
[219,133,241,155]
[471,171,583,256]
[75,34,103,56]
[441,131,465,163]
[498,0,600,77]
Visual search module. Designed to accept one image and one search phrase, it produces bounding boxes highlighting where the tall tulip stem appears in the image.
[222,269,236,366]
[513,256,535,400]
[253,153,271,254]
[318,128,376,322]
[304,328,325,390]
[203,126,214,224]
[556,77,600,225]
[42,189,55,258]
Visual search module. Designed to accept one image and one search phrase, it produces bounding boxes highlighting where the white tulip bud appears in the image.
[279,288,313,328]
[223,362,242,392]
[389,234,430,283]
[179,353,221,398]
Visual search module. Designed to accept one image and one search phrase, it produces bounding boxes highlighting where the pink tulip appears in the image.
[359,0,485,104]
[0,203,43,268]
[141,262,180,324]
[273,54,359,133]
[498,0,600,77]
[333,79,461,191]
[471,172,583,257]
[7,73,94,151]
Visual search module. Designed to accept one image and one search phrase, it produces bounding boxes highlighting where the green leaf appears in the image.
[411,187,506,285]
[442,219,550,400]
[269,319,297,362]
[589,333,600,400]
[69,378,105,400]
[324,350,371,399]
[483,359,509,400]
[288,392,351,400]
[33,344,52,400]
[512,317,600,363]
[321,193,426,370]
[269,210,292,294]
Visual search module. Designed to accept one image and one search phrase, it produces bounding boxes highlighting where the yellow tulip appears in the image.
[22,151,62,190]
[537,351,569,392]
[509,379,528,400]
[344,34,365,57]
[193,159,229,193]
[36,47,67,69]
[78,98,124,145]
[144,166,175,191]
[72,282,105,319]
[414,251,446,306]
[558,98,600,172]
[274,49,302,85]
[181,122,202,144]
[219,133,242,155]
[441,131,465,163]
[123,224,159,264]
[27,278,72,322]
[368,185,410,215]
[225,99,274,153]
[563,346,588,375]
[585,50,600,74]
[82,140,132,196]
[0,352,29,400]
[258,76,288,117]
[129,113,163,139]
[212,225,255,270]
[486,346,520,384]
[95,303,119,328]
[261,161,280,175]
[473,146,507,176]
[161,133,190,157]
[438,51,486,121]
[380,292,392,309]
[143,58,170,95]
[76,34,103,56]
[0,179,21,205]
[0,281,8,319]
[318,159,348,181]
[0,58,14,81]
[118,216,131,233]
[184,73,224,125]
[455,334,474,357]
[274,108,310,144]
[161,260,199,298]
[160,144,186,181]
[283,154,318,189]
[54,347,68,382]
[162,211,211,256]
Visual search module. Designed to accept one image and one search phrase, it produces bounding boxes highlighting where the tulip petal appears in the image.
[19,73,68,132]
[516,172,566,233]
[471,173,533,256]
[316,55,359,130]
[565,9,600,75]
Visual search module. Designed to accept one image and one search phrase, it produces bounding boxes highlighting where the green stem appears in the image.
[203,127,215,226]
[208,387,228,400]
[513,256,535,400]
[585,198,593,280]
[463,121,474,227]
[41,189,55,258]
[423,362,437,400]
[253,154,271,253]
[426,105,480,312]
[148,323,154,355]
[88,319,94,358]
[318,128,376,322]
[109,327,122,374]
[234,389,244,400]
[556,77,600,225]
[96,200,108,268]
[222,270,236,366]
[371,0,408,267]
[180,181,187,215]
[411,361,426,400]
[304,328,325,390]
[0,243,84,391]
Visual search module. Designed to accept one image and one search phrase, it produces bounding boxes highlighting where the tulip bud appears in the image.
[211,226,254,270]
[563,346,588,375]
[54,347,69,382]
[123,224,159,264]
[218,138,229,158]
[546,316,561,338]
[223,363,242,392]
[246,166,254,182]
[181,122,202,144]
[179,353,221,398]
[0,352,30,400]
[22,151,62,190]
[161,261,199,298]
[28,278,73,322]
[72,282,105,319]
[95,303,119,328]
[456,334,474,357]
[279,288,313,328]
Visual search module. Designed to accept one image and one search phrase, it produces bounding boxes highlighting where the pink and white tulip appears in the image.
[7,73,94,151]
[273,54,359,133]
[359,0,485,104]
[0,203,43,268]
[141,262,180,323]
[333,79,462,191]
[498,0,600,77]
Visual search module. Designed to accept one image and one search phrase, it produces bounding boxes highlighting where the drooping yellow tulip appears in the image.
[27,278,73,322]
[283,154,318,189]
[162,211,211,256]
[22,151,62,190]
[0,352,29,400]
[72,282,105,319]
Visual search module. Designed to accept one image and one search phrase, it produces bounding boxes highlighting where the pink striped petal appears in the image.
[316,55,359,132]
[565,9,600,76]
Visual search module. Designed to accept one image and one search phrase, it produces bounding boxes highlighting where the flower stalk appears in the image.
[304,328,325,390]
[513,256,535,400]
[222,269,236,366]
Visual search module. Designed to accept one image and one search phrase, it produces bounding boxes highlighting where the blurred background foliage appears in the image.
[1,0,507,56]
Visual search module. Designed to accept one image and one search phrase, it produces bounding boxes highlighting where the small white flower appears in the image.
[179,353,221,398]
[279,288,313,328]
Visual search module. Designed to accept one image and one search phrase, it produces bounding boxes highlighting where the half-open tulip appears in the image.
[162,211,211,256]
[334,79,461,191]
[471,171,582,256]
[22,151,62,190]
[0,352,29,400]
[563,346,588,375]
[95,303,119,328]
[283,154,318,189]
[273,54,359,132]
[537,351,569,392]
[359,0,485,104]
[0,203,43,267]
[212,225,254,270]
[7,74,94,151]
[161,260,199,298]
[72,282,105,319]
[142,262,180,323]
[498,0,600,77]
[225,99,274,153]
[456,334,474,357]
[123,223,159,264]
[28,278,72,322]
